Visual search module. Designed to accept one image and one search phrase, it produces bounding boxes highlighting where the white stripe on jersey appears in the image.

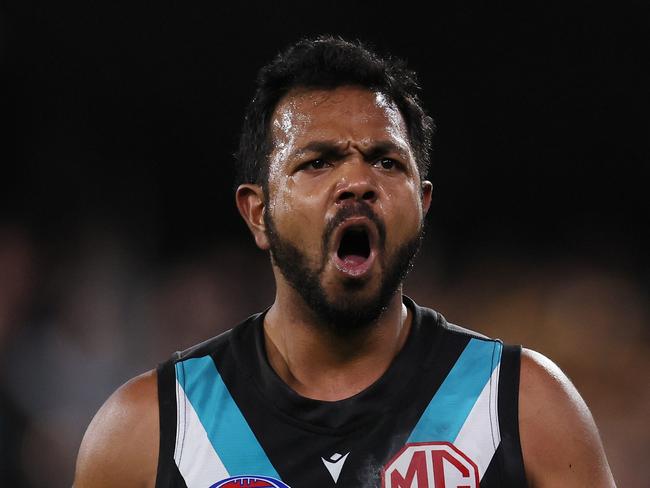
[453,361,502,479]
[174,379,229,487]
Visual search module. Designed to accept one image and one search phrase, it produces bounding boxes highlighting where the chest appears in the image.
[169,338,506,488]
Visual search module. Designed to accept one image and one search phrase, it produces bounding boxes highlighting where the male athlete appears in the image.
[75,37,617,487]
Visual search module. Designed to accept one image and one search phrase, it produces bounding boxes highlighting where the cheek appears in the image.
[383,188,424,243]
[267,179,326,242]
[266,182,293,221]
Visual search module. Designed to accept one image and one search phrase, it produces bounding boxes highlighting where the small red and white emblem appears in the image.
[382,442,479,488]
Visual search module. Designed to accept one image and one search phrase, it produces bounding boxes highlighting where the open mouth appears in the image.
[337,227,371,266]
[332,221,378,277]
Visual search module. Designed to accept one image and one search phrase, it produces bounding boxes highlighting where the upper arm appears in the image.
[519,348,616,488]
[74,369,160,488]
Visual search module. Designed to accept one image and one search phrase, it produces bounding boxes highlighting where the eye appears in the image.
[374,158,398,170]
[303,159,329,170]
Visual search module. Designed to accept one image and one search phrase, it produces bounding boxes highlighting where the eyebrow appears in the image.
[290,140,410,161]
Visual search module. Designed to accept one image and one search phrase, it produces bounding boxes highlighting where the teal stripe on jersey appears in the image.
[408,338,502,443]
[176,356,280,478]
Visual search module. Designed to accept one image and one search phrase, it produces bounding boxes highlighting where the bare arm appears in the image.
[519,348,616,487]
[74,369,159,488]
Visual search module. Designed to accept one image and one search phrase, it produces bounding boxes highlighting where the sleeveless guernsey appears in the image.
[156,297,527,487]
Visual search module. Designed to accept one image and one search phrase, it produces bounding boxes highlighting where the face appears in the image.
[245,86,432,331]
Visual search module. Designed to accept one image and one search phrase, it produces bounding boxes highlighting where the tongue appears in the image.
[342,254,367,266]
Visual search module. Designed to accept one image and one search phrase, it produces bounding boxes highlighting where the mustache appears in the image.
[322,201,386,252]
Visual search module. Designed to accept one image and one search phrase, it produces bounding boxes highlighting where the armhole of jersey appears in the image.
[498,344,528,487]
[156,355,180,488]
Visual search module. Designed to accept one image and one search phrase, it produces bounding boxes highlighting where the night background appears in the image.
[1,1,648,486]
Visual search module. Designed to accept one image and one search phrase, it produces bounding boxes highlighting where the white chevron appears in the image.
[174,379,229,487]
[453,362,502,479]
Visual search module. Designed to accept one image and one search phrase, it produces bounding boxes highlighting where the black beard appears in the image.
[264,204,424,335]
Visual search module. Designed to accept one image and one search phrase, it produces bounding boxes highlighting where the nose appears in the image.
[334,160,378,204]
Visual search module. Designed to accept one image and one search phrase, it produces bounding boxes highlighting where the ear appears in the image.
[235,184,271,250]
[421,180,433,216]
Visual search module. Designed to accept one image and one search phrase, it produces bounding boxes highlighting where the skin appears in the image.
[74,86,616,487]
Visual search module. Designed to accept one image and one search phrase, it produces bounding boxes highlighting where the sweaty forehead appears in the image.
[269,86,409,150]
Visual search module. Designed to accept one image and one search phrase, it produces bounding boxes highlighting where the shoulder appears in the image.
[74,369,159,488]
[518,348,616,488]
[410,297,490,342]
[177,326,235,361]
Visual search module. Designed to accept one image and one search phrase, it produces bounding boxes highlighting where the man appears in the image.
[74,36,616,487]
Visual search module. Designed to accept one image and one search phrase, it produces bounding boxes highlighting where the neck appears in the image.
[263,282,412,401]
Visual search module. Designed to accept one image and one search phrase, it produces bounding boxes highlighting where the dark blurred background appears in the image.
[1,1,648,486]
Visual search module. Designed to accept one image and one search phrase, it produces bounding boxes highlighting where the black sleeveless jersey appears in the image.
[156,297,527,488]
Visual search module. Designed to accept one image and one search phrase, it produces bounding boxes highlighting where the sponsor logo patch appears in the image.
[382,442,479,488]
[210,475,291,488]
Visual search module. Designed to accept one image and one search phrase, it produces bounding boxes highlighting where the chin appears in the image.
[315,280,396,332]
[325,270,381,302]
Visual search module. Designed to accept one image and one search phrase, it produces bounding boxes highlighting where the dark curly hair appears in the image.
[235,35,435,189]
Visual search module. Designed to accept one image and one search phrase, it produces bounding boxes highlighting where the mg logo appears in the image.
[382,442,479,488]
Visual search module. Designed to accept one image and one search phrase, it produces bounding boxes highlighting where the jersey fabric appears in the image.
[155,297,527,487]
